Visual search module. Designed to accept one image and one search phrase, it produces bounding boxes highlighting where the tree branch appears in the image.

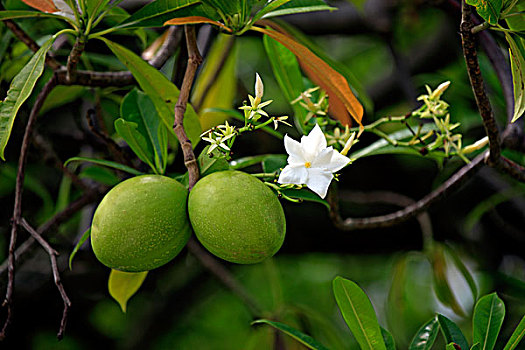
[19,218,71,340]
[172,26,202,190]
[460,1,501,164]
[1,74,58,340]
[329,152,486,230]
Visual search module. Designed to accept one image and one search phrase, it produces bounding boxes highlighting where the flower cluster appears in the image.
[291,87,329,124]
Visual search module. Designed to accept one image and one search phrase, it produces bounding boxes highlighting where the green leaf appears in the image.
[229,154,285,169]
[261,0,336,19]
[102,38,202,146]
[263,34,307,134]
[473,293,505,350]
[0,36,54,161]
[251,0,292,23]
[465,0,503,24]
[0,10,68,20]
[69,228,91,270]
[118,0,202,28]
[64,156,144,175]
[503,315,525,350]
[108,269,148,313]
[279,188,330,209]
[114,118,157,173]
[121,89,168,174]
[252,319,330,350]
[198,146,230,177]
[349,125,445,161]
[437,314,470,350]
[191,33,237,131]
[472,343,481,350]
[381,327,396,350]
[409,317,440,350]
[446,343,458,350]
[262,154,287,173]
[78,166,120,186]
[332,276,387,350]
[505,33,525,123]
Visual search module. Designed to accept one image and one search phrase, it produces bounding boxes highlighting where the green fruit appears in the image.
[188,170,286,264]
[91,175,191,272]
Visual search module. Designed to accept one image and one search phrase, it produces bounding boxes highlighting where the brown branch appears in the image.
[66,35,86,83]
[33,133,90,191]
[19,218,71,340]
[0,190,101,277]
[173,26,202,191]
[329,152,486,230]
[460,1,501,164]
[1,75,58,340]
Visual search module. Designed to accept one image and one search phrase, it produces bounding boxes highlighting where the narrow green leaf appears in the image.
[108,269,148,313]
[118,0,202,27]
[505,33,525,123]
[465,0,503,24]
[69,228,91,270]
[0,36,54,160]
[472,343,481,350]
[332,276,387,350]
[79,166,120,186]
[263,34,306,134]
[409,317,440,350]
[252,319,330,350]
[64,156,144,175]
[437,314,470,350]
[381,327,396,350]
[251,0,292,23]
[473,293,505,350]
[261,0,336,19]
[229,154,285,169]
[114,118,157,173]
[503,315,525,350]
[445,245,478,301]
[102,38,202,145]
[0,10,68,20]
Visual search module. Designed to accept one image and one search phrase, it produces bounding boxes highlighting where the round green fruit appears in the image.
[91,175,191,272]
[188,170,286,264]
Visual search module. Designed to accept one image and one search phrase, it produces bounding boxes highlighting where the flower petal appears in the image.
[284,135,305,166]
[278,165,308,185]
[305,168,333,198]
[301,124,327,161]
[326,150,350,172]
[311,147,334,169]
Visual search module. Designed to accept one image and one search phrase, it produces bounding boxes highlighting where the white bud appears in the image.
[431,81,451,99]
[340,132,356,156]
[254,73,264,107]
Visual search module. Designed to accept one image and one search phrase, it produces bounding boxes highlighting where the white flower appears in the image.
[277,124,350,199]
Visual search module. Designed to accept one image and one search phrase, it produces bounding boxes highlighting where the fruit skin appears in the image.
[188,170,286,264]
[91,175,191,272]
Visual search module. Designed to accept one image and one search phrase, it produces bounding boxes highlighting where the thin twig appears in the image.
[329,151,486,230]
[460,1,501,164]
[33,133,90,191]
[0,190,101,277]
[173,26,202,190]
[186,239,263,316]
[19,219,71,339]
[1,75,58,340]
